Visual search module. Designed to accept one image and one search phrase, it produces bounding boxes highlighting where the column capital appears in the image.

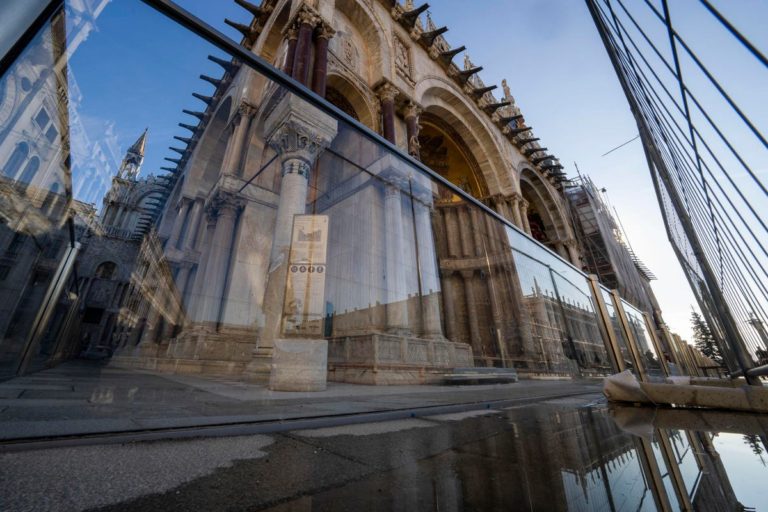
[205,190,245,220]
[376,82,399,103]
[296,6,321,27]
[403,100,422,120]
[237,101,257,119]
[285,25,299,41]
[264,93,338,179]
[315,22,336,40]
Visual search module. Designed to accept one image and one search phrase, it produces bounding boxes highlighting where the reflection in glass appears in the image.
[623,300,665,379]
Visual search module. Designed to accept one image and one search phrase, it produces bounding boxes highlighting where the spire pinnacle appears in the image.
[118,128,148,180]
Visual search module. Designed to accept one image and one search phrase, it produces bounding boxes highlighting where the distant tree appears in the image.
[691,311,724,366]
[742,435,766,466]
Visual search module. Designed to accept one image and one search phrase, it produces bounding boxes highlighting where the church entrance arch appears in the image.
[520,168,568,256]
[418,113,488,201]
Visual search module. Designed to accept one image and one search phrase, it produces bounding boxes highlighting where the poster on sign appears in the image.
[283,215,329,336]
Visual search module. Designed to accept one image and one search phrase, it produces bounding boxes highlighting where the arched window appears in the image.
[4,142,29,179]
[19,156,40,186]
[95,261,117,280]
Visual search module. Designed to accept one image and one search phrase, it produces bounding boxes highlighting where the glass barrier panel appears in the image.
[549,271,611,376]
[600,285,638,375]
[622,299,665,380]
[0,0,645,441]
[0,5,75,379]
[506,228,611,376]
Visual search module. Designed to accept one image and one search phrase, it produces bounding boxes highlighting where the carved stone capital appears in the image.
[238,102,257,120]
[206,190,245,220]
[285,26,299,41]
[376,82,399,103]
[264,93,338,180]
[297,7,320,27]
[403,101,422,120]
[315,22,336,40]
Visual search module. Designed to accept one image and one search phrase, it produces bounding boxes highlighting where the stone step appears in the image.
[443,367,519,385]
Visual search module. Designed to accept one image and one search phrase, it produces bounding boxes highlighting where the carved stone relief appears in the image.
[394,33,412,82]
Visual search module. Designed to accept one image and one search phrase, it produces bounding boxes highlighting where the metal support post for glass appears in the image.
[587,275,624,373]
[655,429,694,511]
[610,290,648,382]
[659,322,685,373]
[634,437,675,512]
[644,312,671,378]
[15,241,81,375]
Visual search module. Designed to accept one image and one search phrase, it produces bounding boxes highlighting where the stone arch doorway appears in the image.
[519,168,570,259]
[325,74,377,130]
[418,113,488,201]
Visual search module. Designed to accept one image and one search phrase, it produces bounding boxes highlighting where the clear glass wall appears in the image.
[0,0,655,439]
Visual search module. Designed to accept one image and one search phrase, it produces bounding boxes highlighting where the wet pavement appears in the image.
[2,394,767,511]
[0,360,602,441]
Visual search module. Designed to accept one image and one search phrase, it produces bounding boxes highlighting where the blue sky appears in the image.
[66,0,767,341]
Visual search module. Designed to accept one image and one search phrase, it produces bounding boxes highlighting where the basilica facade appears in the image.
[1,0,664,386]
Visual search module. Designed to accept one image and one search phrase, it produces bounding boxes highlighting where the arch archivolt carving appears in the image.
[325,71,377,130]
[519,167,573,243]
[415,76,513,196]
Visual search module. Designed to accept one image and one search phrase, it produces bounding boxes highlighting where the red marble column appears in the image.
[283,27,298,74]
[378,83,398,143]
[292,11,316,86]
[311,24,334,97]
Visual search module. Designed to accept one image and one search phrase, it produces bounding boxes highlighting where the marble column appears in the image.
[182,199,204,251]
[461,269,482,357]
[311,23,334,97]
[283,26,298,74]
[197,193,243,325]
[167,198,191,249]
[186,217,216,323]
[377,83,398,143]
[248,93,337,376]
[564,238,580,267]
[510,194,523,228]
[384,182,409,333]
[222,103,256,177]
[404,101,422,159]
[520,198,532,235]
[441,272,459,341]
[487,271,507,364]
[413,193,443,339]
[292,9,317,86]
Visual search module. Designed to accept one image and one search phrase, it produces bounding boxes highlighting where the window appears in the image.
[35,107,50,129]
[19,156,39,185]
[4,142,28,178]
[45,125,58,143]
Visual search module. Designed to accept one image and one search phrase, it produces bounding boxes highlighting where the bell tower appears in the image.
[117,128,147,180]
